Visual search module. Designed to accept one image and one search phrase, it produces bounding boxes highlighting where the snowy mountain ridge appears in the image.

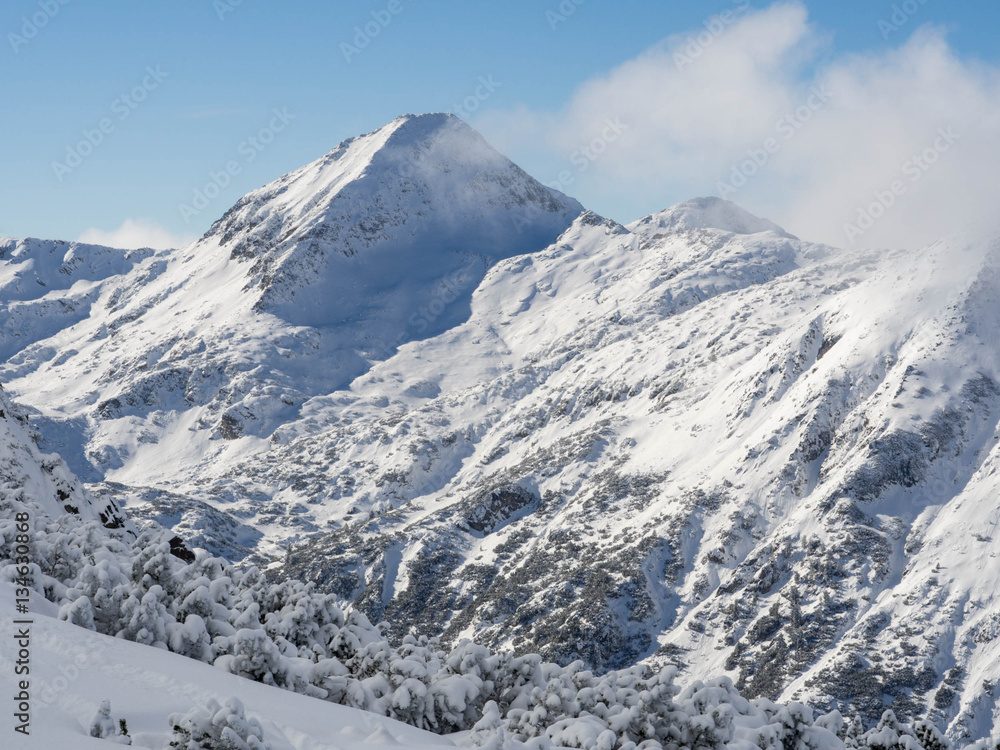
[3,113,1000,741]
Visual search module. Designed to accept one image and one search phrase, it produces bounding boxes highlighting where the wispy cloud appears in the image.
[77,219,197,250]
[476,1,1000,249]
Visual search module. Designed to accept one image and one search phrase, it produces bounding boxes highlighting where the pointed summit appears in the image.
[204,113,583,332]
[628,196,795,239]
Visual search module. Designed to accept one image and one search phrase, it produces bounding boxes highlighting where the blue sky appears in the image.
[2,0,999,249]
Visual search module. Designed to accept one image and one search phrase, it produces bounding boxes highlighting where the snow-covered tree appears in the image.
[913,720,950,750]
[59,594,96,630]
[862,709,918,750]
[470,701,513,749]
[216,628,287,687]
[167,613,212,662]
[131,538,178,603]
[117,585,170,648]
[89,699,131,745]
[168,697,269,750]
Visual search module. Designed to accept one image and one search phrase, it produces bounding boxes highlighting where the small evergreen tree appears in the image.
[59,594,96,630]
[470,700,511,749]
[168,697,269,750]
[89,699,132,745]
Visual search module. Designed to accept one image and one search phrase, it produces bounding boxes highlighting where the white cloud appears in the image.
[77,219,197,251]
[475,1,1000,249]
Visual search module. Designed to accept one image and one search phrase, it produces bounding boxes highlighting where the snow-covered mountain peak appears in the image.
[629,196,796,239]
[202,112,583,331]
[372,111,476,148]
[566,209,629,235]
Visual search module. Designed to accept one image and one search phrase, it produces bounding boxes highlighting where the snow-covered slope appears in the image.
[265,210,1000,738]
[4,113,1000,740]
[0,582,454,748]
[0,381,130,532]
